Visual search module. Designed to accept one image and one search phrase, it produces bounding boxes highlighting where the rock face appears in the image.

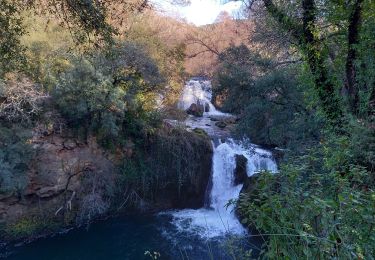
[0,124,213,241]
[139,127,213,210]
[186,103,204,117]
[234,154,248,185]
[0,132,117,238]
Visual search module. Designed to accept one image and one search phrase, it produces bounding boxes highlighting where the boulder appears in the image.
[63,139,77,150]
[215,121,227,129]
[145,127,213,210]
[193,127,208,137]
[204,103,210,112]
[234,154,248,185]
[223,116,238,124]
[186,103,204,117]
[36,185,65,198]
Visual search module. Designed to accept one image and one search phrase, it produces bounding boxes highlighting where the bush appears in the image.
[214,46,322,149]
[0,126,34,195]
[237,131,375,259]
[52,42,164,148]
[0,76,46,124]
[77,170,115,225]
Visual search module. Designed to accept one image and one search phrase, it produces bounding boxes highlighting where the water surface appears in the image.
[3,214,257,260]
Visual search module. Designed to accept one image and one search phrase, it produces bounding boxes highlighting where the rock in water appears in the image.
[186,103,204,117]
[204,103,210,112]
[193,127,208,136]
[215,121,227,129]
[234,154,248,185]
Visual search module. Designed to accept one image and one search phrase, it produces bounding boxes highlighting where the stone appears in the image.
[224,116,237,124]
[63,139,77,150]
[36,185,65,198]
[186,103,204,117]
[204,103,210,112]
[215,121,227,129]
[193,128,208,136]
[234,154,248,185]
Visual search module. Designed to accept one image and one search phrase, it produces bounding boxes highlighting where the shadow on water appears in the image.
[1,214,262,260]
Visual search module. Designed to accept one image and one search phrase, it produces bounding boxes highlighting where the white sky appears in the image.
[152,0,244,26]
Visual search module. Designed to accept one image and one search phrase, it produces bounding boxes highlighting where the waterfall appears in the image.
[178,78,224,116]
[166,78,277,239]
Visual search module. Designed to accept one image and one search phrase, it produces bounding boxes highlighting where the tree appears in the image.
[0,0,26,75]
[0,0,150,74]
[345,0,364,114]
[184,15,254,76]
[247,0,373,126]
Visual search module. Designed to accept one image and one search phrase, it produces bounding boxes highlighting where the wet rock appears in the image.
[209,116,219,121]
[163,119,178,129]
[186,103,204,117]
[234,154,248,185]
[148,127,213,210]
[204,103,210,112]
[215,121,227,129]
[223,116,238,124]
[193,128,208,137]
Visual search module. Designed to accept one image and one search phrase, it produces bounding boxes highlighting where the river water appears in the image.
[2,78,277,259]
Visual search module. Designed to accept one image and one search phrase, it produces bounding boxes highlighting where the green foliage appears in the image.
[238,139,375,258]
[215,3,375,258]
[4,216,58,239]
[53,58,124,140]
[0,0,26,75]
[238,68,322,149]
[20,15,74,89]
[214,45,323,149]
[0,126,34,195]
[213,44,271,114]
[125,18,187,107]
[52,42,164,148]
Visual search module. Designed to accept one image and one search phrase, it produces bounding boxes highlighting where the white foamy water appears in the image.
[178,78,226,116]
[168,139,277,238]
[164,79,277,239]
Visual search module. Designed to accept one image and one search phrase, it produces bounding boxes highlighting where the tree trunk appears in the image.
[345,0,364,114]
[301,0,343,126]
[263,0,343,126]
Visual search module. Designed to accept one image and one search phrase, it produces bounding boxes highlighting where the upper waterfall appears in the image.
[178,78,223,116]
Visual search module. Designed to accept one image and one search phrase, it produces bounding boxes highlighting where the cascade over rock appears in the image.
[186,103,204,117]
[165,78,278,239]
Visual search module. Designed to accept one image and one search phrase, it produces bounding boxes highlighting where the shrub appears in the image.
[0,126,34,195]
[52,42,164,148]
[237,133,375,259]
[0,76,46,124]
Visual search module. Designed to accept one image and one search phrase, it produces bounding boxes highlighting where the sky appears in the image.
[151,0,244,26]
